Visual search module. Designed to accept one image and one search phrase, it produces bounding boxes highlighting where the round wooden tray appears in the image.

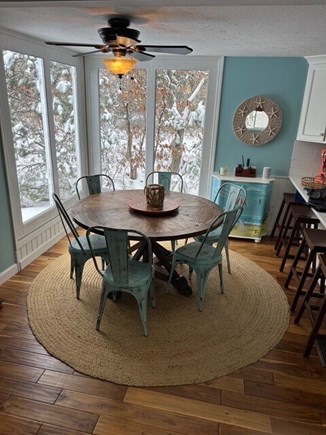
[128,199,179,216]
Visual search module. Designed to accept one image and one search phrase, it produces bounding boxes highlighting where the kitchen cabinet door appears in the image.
[297,57,326,143]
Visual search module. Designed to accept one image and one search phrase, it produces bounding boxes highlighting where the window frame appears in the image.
[0,31,87,240]
[85,54,223,198]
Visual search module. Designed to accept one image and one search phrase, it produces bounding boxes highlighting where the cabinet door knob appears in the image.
[321,126,326,141]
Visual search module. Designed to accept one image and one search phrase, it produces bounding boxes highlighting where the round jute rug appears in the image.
[27,251,289,387]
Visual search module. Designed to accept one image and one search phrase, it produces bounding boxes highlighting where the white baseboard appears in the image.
[0,263,19,285]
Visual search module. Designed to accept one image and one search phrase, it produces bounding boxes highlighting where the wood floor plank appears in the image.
[203,375,244,394]
[0,348,74,374]
[1,396,99,433]
[270,416,326,434]
[244,379,326,409]
[0,288,27,306]
[273,371,326,396]
[0,377,61,404]
[0,412,41,435]
[94,415,183,435]
[38,370,127,401]
[0,334,48,354]
[221,389,322,424]
[1,324,36,339]
[230,367,274,385]
[0,304,28,326]
[149,383,221,404]
[0,360,43,383]
[56,389,221,434]
[37,423,92,435]
[124,388,272,433]
[218,423,270,434]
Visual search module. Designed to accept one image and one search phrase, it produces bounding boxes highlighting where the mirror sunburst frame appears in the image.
[233,96,282,146]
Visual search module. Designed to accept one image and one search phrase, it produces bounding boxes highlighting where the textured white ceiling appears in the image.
[0,1,325,57]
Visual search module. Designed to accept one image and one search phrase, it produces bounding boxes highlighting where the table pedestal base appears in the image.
[130,240,192,297]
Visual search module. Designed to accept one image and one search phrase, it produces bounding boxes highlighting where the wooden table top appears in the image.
[70,190,221,241]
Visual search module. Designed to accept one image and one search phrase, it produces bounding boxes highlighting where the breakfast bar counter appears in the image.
[289,176,326,229]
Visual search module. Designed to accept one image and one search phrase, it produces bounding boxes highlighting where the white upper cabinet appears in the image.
[297,55,326,143]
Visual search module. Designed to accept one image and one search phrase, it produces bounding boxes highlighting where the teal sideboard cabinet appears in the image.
[211,174,274,242]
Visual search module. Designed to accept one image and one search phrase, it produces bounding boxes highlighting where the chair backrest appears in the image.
[86,226,152,286]
[146,171,183,192]
[197,206,244,260]
[76,174,115,200]
[214,182,247,211]
[52,193,84,251]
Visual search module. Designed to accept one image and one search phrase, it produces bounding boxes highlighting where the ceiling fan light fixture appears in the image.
[103,57,137,78]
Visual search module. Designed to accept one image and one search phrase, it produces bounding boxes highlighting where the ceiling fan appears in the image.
[45,17,193,63]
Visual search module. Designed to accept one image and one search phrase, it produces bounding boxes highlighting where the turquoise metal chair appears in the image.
[168,206,244,311]
[146,171,183,193]
[146,171,183,250]
[76,174,115,200]
[86,226,155,337]
[195,183,247,273]
[52,193,108,299]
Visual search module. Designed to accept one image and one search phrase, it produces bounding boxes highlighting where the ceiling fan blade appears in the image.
[130,50,155,62]
[46,42,105,49]
[72,48,110,57]
[136,45,193,55]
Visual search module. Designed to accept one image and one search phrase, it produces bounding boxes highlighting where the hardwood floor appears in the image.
[0,236,325,434]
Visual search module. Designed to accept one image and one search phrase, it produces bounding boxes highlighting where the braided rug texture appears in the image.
[27,251,289,386]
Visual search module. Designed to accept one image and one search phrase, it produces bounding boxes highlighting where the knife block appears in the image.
[235,166,256,177]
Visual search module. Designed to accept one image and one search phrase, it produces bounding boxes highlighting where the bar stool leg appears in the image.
[294,265,321,325]
[303,298,326,358]
[279,219,300,272]
[290,249,316,312]
[284,237,306,288]
[274,202,292,252]
[271,197,285,238]
[275,211,292,258]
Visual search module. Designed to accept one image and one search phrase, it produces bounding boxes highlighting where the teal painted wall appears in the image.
[214,57,308,176]
[0,129,16,272]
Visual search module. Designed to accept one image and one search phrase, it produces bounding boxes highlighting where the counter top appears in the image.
[290,175,326,229]
[213,173,275,184]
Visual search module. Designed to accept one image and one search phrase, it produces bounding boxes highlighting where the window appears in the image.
[0,35,84,239]
[4,51,51,220]
[86,56,222,198]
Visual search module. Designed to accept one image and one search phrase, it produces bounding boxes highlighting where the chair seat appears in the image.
[174,241,221,266]
[70,234,107,254]
[103,261,153,288]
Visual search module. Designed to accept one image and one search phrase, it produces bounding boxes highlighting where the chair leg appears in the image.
[149,280,156,308]
[218,262,224,294]
[224,241,231,274]
[196,272,209,312]
[70,257,74,279]
[134,290,150,337]
[74,257,89,299]
[96,283,108,331]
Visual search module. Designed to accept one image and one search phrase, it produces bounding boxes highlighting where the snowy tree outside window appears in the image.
[98,67,208,194]
[3,51,80,221]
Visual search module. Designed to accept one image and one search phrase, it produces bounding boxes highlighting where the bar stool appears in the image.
[284,227,326,312]
[271,192,296,251]
[294,254,326,364]
[276,204,319,272]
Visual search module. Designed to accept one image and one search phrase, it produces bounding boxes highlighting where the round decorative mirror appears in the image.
[233,96,282,146]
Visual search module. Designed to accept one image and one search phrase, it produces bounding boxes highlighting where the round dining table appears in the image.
[70,189,222,296]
